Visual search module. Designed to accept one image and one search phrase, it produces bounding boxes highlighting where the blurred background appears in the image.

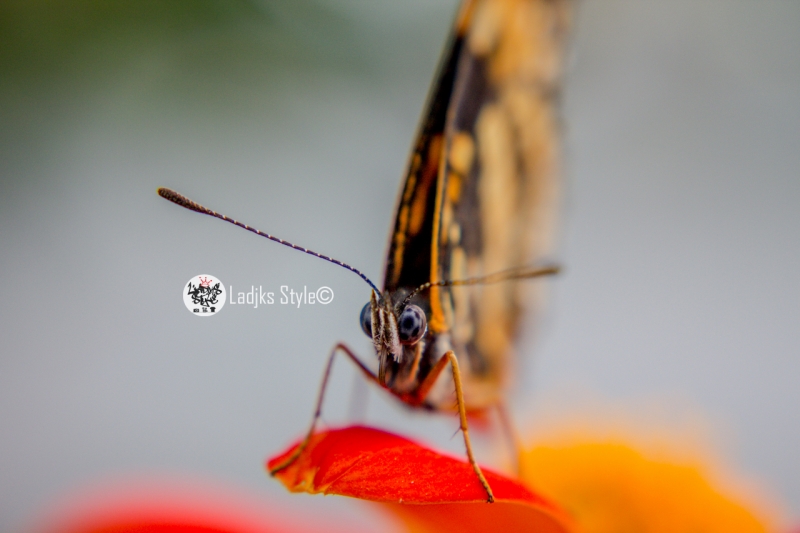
[1,1,798,531]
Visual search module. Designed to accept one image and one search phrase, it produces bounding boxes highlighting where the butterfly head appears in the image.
[360,290,427,386]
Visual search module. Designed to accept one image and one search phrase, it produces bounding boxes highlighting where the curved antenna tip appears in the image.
[157,187,381,294]
[157,187,209,215]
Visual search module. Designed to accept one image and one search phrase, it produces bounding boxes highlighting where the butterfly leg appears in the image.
[269,342,378,475]
[414,350,495,503]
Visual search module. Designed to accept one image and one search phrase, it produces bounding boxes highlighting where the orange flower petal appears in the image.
[267,426,575,533]
[521,439,776,533]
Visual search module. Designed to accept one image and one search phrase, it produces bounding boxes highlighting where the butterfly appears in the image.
[158,0,570,503]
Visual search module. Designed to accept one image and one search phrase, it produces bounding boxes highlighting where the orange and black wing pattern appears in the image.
[383,5,467,298]
[385,0,571,408]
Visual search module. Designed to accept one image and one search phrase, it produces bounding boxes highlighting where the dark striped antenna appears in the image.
[157,188,382,295]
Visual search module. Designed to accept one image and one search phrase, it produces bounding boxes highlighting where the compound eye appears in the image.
[398,304,426,345]
[359,302,372,337]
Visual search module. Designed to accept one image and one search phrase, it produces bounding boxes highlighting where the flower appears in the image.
[30,425,784,533]
[30,476,356,533]
[267,425,576,533]
[520,436,776,533]
[268,425,784,533]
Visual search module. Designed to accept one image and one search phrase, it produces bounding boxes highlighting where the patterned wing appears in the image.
[382,6,471,298]
[435,0,571,407]
[384,0,570,409]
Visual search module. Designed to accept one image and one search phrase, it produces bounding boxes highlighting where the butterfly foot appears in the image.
[268,449,302,477]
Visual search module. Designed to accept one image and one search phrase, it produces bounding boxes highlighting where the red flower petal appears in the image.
[32,477,351,533]
[267,426,575,533]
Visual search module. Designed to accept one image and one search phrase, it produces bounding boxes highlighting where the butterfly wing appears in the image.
[383,6,470,298]
[385,0,571,409]
[443,0,571,406]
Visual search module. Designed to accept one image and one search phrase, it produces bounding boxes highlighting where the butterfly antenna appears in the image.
[399,265,560,310]
[158,188,382,294]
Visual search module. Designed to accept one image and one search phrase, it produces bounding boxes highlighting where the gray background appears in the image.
[1,1,798,531]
